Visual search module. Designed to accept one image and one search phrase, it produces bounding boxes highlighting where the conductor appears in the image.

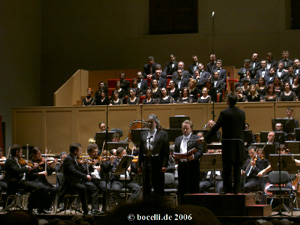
[204,92,246,194]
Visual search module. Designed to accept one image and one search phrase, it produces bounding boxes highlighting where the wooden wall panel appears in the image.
[13,110,43,147]
[45,110,73,152]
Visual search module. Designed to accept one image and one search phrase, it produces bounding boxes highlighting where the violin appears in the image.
[18,158,34,167]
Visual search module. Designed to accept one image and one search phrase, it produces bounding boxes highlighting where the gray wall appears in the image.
[1,0,300,149]
[0,1,41,150]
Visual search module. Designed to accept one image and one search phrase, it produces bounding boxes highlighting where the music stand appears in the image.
[200,153,223,193]
[244,130,253,146]
[131,128,149,146]
[285,141,300,154]
[106,142,129,151]
[165,129,182,142]
[114,155,134,203]
[169,115,190,128]
[95,131,116,148]
[259,131,269,143]
[295,128,300,141]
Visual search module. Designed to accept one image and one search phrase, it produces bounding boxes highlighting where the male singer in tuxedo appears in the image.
[204,93,246,194]
[174,120,203,204]
[138,114,169,201]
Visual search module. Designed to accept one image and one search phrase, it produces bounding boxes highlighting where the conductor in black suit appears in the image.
[138,114,169,201]
[204,93,246,194]
[174,120,203,204]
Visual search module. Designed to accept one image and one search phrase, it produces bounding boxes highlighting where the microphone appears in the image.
[212,11,215,17]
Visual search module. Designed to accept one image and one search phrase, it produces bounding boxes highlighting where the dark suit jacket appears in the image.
[212,68,227,82]
[206,62,217,75]
[5,156,28,186]
[143,63,157,78]
[138,129,170,169]
[267,60,278,70]
[120,79,130,96]
[151,78,167,89]
[174,77,189,90]
[256,68,269,81]
[279,59,293,69]
[172,70,190,80]
[137,79,148,95]
[212,79,225,94]
[250,60,261,73]
[238,67,255,81]
[174,134,203,160]
[242,156,264,180]
[205,105,246,164]
[188,63,198,75]
[283,74,296,85]
[164,61,178,75]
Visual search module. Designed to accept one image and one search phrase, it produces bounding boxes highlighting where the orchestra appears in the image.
[3,106,300,215]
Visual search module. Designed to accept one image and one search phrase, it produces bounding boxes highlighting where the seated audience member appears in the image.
[95,90,109,105]
[177,87,194,103]
[127,88,140,105]
[188,79,199,102]
[110,90,123,105]
[119,72,130,96]
[173,69,189,90]
[143,56,157,79]
[82,88,95,106]
[246,84,262,102]
[111,147,141,204]
[256,77,267,97]
[279,50,293,69]
[168,80,180,102]
[152,69,167,89]
[158,87,173,104]
[114,80,125,100]
[279,82,296,101]
[164,54,178,76]
[197,87,211,103]
[264,84,278,101]
[241,146,264,193]
[151,79,161,102]
[142,89,155,104]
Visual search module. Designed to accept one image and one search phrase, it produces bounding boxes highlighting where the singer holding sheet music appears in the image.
[174,120,203,204]
[138,114,169,200]
[204,92,246,194]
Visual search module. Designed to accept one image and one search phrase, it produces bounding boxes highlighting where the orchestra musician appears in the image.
[0,148,7,193]
[57,142,93,215]
[138,114,169,201]
[174,120,203,204]
[4,144,47,213]
[55,151,67,174]
[111,147,141,204]
[28,147,59,212]
[203,92,246,194]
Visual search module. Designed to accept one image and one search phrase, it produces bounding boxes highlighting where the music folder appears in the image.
[115,155,134,175]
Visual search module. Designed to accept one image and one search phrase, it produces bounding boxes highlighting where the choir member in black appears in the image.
[111,147,141,204]
[256,77,267,97]
[138,114,169,201]
[204,78,217,102]
[241,78,250,96]
[174,120,203,204]
[110,90,123,105]
[5,144,47,213]
[114,81,125,100]
[127,88,140,105]
[28,147,59,212]
[273,76,283,96]
[246,84,262,102]
[142,89,155,104]
[94,81,108,102]
[291,76,300,98]
[158,87,173,104]
[151,79,161,102]
[188,79,199,102]
[82,88,95,106]
[280,82,296,101]
[119,72,130,96]
[177,87,194,103]
[197,87,211,103]
[164,54,178,76]
[143,56,157,79]
[206,54,217,75]
[95,90,109,105]
[236,87,245,102]
[264,84,278,101]
[168,80,180,102]
[131,78,141,97]
[58,142,95,215]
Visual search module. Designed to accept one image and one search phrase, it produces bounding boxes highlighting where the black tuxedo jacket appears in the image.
[242,156,264,179]
[250,60,261,73]
[174,77,189,90]
[283,74,296,85]
[279,59,293,69]
[266,60,278,70]
[151,78,167,89]
[255,68,269,81]
[174,134,203,160]
[138,129,170,169]
[172,70,190,80]
[137,79,148,95]
[5,156,28,185]
[212,68,227,82]
[188,63,198,75]
[120,79,130,96]
[143,63,157,78]
[164,61,178,75]
[205,105,246,164]
[194,71,211,88]
[212,79,225,93]
[206,62,217,74]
